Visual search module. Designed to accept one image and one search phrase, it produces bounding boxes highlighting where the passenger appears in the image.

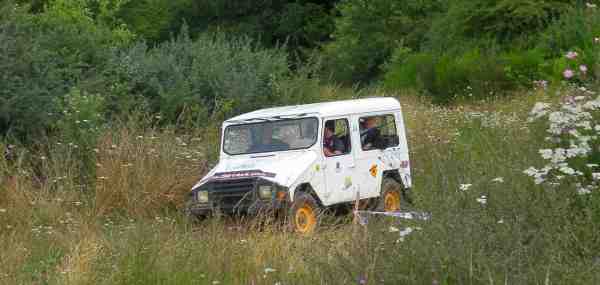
[323,122,345,156]
[360,117,382,150]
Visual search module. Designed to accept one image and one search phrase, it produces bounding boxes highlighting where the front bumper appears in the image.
[187,177,288,216]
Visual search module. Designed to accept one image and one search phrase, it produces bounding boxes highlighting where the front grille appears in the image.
[208,178,257,209]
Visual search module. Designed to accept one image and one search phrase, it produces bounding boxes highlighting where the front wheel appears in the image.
[289,192,321,234]
[377,177,409,212]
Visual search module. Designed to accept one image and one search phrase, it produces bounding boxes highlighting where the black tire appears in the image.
[377,177,410,212]
[288,192,322,234]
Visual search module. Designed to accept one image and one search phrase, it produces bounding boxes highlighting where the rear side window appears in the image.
[359,114,399,151]
[323,119,351,156]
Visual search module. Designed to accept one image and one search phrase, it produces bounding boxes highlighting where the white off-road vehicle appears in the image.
[186,97,412,233]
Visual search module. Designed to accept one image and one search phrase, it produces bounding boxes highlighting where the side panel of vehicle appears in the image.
[287,159,326,204]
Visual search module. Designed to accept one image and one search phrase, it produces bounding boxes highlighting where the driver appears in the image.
[360,117,382,150]
[323,121,345,156]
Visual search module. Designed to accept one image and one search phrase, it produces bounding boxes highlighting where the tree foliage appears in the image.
[322,0,445,83]
[0,0,131,139]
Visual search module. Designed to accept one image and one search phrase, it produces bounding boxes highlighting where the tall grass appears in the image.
[1,88,600,284]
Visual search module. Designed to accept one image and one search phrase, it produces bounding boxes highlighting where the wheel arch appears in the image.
[382,169,405,189]
[382,169,413,204]
[292,183,324,207]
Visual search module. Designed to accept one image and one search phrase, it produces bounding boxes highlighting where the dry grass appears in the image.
[93,127,207,217]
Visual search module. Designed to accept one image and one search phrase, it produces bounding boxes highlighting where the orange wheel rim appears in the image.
[384,191,400,212]
[295,204,316,234]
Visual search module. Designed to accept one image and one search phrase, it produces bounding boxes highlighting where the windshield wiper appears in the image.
[250,154,276,158]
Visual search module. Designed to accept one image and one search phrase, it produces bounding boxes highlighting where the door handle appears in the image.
[336,162,341,169]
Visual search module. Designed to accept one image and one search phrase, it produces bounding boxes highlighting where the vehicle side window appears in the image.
[323,119,351,157]
[359,114,399,151]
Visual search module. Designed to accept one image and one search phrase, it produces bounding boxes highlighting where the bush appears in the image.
[383,50,434,92]
[116,0,189,43]
[384,49,513,104]
[426,0,572,51]
[538,4,600,57]
[322,0,445,83]
[0,0,132,140]
[501,49,548,86]
[103,28,321,125]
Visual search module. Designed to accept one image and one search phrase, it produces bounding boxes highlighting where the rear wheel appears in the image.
[378,177,407,212]
[289,192,321,234]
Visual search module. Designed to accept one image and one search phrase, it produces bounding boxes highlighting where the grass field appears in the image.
[1,87,600,285]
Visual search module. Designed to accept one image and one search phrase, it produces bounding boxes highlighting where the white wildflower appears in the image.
[523,167,538,177]
[566,51,579,59]
[539,149,553,160]
[0,208,6,213]
[476,195,487,205]
[529,102,550,120]
[577,187,592,195]
[584,98,600,110]
[459,184,472,191]
[264,268,277,274]
[397,227,415,242]
[491,177,504,183]
[389,226,399,233]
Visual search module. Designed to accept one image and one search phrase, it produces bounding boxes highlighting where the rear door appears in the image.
[322,117,357,204]
[354,113,401,199]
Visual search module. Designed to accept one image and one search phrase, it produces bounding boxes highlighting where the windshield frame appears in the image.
[221,117,320,156]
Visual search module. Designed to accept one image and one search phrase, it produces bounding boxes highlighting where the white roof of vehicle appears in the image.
[225,97,401,123]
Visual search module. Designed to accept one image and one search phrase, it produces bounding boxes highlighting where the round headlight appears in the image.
[196,191,209,203]
[258,185,272,199]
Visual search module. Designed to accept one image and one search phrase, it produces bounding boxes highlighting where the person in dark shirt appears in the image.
[323,122,345,156]
[360,117,383,150]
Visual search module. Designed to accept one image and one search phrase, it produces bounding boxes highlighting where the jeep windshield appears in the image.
[223,117,318,155]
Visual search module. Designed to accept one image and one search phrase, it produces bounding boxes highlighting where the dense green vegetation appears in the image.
[2,0,600,284]
[2,0,600,138]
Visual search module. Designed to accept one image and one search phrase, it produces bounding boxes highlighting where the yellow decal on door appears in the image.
[369,164,378,177]
[344,176,352,189]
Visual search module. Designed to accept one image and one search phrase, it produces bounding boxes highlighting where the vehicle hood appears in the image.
[192,150,318,189]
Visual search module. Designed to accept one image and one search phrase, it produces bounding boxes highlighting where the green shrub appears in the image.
[384,49,513,104]
[103,28,315,125]
[0,0,132,140]
[426,0,572,51]
[52,88,106,148]
[538,5,600,57]
[501,49,547,86]
[116,0,189,43]
[322,0,445,83]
